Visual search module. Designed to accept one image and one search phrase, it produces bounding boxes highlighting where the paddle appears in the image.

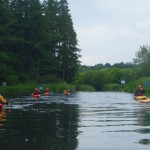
[144,80,150,86]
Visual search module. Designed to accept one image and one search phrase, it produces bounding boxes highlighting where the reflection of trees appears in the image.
[136,105,150,145]
[137,106,150,126]
[0,103,79,150]
[139,139,150,145]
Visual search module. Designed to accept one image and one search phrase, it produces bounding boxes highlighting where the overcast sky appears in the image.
[67,0,150,66]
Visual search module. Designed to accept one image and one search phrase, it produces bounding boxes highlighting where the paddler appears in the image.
[44,87,49,93]
[44,87,50,95]
[0,94,11,106]
[32,88,40,96]
[134,85,145,97]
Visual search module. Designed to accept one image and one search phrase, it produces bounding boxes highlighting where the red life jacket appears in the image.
[137,91,142,96]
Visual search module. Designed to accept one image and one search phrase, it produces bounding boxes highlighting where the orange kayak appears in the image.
[44,92,50,96]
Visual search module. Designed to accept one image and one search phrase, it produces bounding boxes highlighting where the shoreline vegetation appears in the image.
[1,76,150,98]
[0,82,95,98]
[0,82,133,98]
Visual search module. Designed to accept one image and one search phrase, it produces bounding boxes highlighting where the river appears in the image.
[0,92,150,150]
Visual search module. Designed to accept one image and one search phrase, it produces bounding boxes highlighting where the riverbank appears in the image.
[0,82,95,98]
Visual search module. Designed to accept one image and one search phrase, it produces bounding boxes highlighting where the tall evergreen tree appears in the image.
[10,0,43,79]
[41,0,61,75]
[42,0,81,82]
[0,0,19,84]
[57,0,81,82]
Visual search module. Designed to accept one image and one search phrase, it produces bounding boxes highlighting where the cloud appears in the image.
[68,0,150,65]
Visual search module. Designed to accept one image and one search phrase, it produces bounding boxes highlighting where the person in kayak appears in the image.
[0,94,11,106]
[43,87,50,96]
[134,85,145,97]
[32,88,40,96]
[44,87,49,93]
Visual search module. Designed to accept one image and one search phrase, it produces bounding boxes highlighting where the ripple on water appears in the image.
[2,92,150,150]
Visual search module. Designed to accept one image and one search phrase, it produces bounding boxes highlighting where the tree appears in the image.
[42,0,81,82]
[0,0,80,84]
[133,45,150,76]
[41,0,61,75]
[56,0,81,82]
[10,0,44,79]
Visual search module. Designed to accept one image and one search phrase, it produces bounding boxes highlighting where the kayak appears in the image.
[44,92,50,96]
[134,96,147,100]
[32,94,41,98]
[64,91,70,95]
[134,96,150,103]
[138,99,150,103]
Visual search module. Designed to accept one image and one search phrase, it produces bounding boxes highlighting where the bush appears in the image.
[103,83,122,91]
[76,84,95,91]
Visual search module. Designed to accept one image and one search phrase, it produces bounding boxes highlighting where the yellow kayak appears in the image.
[134,96,147,100]
[138,99,150,103]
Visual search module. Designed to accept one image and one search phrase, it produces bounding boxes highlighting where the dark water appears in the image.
[1,92,150,150]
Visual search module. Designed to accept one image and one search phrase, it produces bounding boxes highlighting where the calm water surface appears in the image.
[0,92,150,150]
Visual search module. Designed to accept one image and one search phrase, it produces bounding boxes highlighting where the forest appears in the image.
[1,0,150,95]
[0,0,80,85]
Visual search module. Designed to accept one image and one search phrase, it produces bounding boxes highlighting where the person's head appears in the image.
[138,85,142,89]
[35,88,38,91]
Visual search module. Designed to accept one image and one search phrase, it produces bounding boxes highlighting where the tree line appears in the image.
[75,45,150,92]
[0,0,80,85]
[79,62,133,72]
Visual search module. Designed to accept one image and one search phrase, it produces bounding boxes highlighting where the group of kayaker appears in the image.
[32,87,72,97]
[32,87,50,97]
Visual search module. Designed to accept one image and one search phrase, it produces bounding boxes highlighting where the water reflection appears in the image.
[0,102,79,150]
[1,92,150,149]
[0,109,7,126]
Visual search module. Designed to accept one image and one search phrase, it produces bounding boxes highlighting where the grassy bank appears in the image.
[0,82,95,98]
[0,82,75,97]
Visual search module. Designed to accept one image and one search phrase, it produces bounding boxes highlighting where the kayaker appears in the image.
[44,87,49,93]
[64,89,71,95]
[44,87,50,96]
[134,85,145,97]
[0,94,11,106]
[32,88,40,96]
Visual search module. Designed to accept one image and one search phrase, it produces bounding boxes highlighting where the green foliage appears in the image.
[76,84,95,92]
[133,45,150,76]
[103,83,122,91]
[0,0,80,85]
[78,62,133,72]
[124,77,150,95]
[75,68,135,91]
[0,81,75,97]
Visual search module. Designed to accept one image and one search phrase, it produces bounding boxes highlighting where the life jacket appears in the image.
[44,89,49,93]
[32,90,39,95]
[137,91,142,96]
